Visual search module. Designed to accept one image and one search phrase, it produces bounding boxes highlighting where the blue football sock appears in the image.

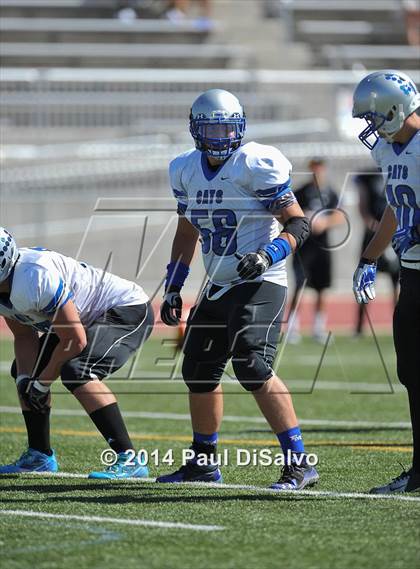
[277,426,305,464]
[193,432,218,446]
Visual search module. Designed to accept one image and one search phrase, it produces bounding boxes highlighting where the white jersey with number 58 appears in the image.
[169,141,294,287]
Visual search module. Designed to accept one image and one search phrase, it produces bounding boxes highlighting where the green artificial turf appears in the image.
[0,336,419,569]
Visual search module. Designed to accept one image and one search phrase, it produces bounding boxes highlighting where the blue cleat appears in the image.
[0,448,58,474]
[88,451,149,480]
[156,462,223,484]
[270,462,319,491]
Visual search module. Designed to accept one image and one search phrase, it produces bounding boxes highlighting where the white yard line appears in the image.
[0,509,224,532]
[11,472,420,503]
[0,361,405,388]
[0,406,411,429]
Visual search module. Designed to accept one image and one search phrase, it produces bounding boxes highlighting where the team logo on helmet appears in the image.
[0,228,19,282]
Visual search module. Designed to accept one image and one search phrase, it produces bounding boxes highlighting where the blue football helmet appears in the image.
[189,88,246,160]
[352,70,420,149]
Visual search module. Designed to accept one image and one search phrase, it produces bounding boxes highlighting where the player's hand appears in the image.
[17,376,50,412]
[352,259,377,304]
[235,251,271,280]
[391,226,420,257]
[161,287,183,326]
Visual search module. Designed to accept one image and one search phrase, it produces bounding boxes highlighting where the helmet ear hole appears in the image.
[386,109,395,121]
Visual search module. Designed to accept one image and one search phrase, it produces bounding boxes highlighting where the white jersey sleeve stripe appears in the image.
[41,278,72,314]
[255,178,292,198]
[172,188,187,201]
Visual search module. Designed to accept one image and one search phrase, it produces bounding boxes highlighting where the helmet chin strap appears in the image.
[379,130,397,143]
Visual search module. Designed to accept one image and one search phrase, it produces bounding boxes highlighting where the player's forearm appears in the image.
[278,232,297,252]
[14,335,39,376]
[171,235,197,266]
[170,221,198,267]
[37,340,86,385]
[362,205,398,261]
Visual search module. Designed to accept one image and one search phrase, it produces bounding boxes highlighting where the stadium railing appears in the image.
[2,67,419,143]
[4,68,415,193]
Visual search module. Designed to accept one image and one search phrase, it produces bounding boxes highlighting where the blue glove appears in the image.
[391,226,420,257]
[352,258,377,304]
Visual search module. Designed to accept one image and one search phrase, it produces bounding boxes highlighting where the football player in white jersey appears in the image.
[157,89,319,490]
[0,229,154,478]
[352,70,420,493]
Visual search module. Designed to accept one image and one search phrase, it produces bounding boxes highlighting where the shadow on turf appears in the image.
[0,481,321,503]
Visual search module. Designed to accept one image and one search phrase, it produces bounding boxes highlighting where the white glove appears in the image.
[352,259,377,304]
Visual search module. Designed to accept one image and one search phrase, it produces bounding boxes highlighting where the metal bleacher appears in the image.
[0,1,251,69]
[295,20,407,47]
[0,42,249,69]
[276,0,419,70]
[0,17,213,43]
[0,0,169,18]
[323,44,420,70]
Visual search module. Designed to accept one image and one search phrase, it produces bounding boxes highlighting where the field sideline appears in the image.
[0,335,419,569]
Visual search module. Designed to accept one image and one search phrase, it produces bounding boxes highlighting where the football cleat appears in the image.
[270,462,319,491]
[156,462,223,484]
[0,448,58,474]
[369,467,420,494]
[88,451,149,480]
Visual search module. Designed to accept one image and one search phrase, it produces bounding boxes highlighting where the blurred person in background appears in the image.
[353,170,399,336]
[166,0,213,30]
[289,158,346,343]
[401,0,420,46]
[114,1,138,22]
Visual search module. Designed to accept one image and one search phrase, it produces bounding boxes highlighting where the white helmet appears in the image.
[352,70,420,149]
[0,228,19,282]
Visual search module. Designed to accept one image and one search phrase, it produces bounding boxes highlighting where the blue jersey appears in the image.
[169,142,295,287]
[372,131,420,268]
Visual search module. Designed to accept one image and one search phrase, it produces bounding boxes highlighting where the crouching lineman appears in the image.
[0,229,154,479]
[158,89,319,490]
[352,70,420,493]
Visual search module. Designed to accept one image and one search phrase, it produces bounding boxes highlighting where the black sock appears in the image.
[22,409,52,455]
[191,442,217,460]
[408,386,420,473]
[89,402,133,454]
